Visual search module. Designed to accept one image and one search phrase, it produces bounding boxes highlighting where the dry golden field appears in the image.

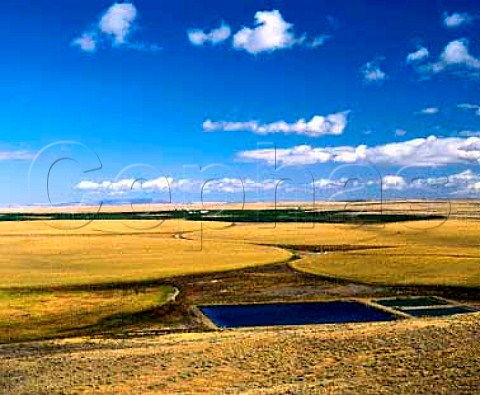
[0,220,291,288]
[0,218,289,343]
[288,220,480,287]
[185,219,480,287]
[3,215,479,289]
[1,203,480,394]
[1,210,480,341]
[2,313,479,394]
[0,286,176,343]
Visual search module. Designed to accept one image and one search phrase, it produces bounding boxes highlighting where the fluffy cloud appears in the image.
[390,170,480,196]
[326,169,480,196]
[72,33,97,52]
[76,176,366,199]
[203,112,349,137]
[417,107,439,115]
[360,59,387,83]
[239,145,358,166]
[72,3,159,52]
[233,10,302,54]
[99,3,137,45]
[395,129,407,137]
[444,169,477,186]
[238,136,480,167]
[76,170,480,199]
[417,39,480,77]
[467,182,480,192]
[188,23,231,46]
[232,10,327,54]
[443,12,474,28]
[382,175,407,191]
[76,177,283,195]
[76,180,102,191]
[76,178,146,194]
[406,47,429,63]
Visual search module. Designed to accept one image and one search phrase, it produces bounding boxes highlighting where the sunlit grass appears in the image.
[1,216,479,344]
[0,221,291,288]
[0,286,176,343]
[292,248,480,287]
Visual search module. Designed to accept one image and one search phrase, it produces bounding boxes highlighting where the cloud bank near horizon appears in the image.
[238,136,480,167]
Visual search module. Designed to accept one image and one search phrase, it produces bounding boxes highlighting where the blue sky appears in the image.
[2,0,480,206]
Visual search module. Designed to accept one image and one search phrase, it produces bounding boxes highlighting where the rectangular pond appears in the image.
[200,301,397,328]
[376,297,449,308]
[405,306,476,317]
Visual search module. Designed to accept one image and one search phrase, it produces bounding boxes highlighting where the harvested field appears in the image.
[0,220,291,288]
[277,220,480,287]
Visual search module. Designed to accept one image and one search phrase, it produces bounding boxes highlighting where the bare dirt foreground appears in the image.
[2,313,479,395]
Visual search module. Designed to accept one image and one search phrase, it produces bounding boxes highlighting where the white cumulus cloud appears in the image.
[76,178,145,194]
[382,175,407,191]
[99,3,137,45]
[72,2,159,53]
[75,170,480,199]
[370,169,480,196]
[72,33,97,52]
[203,112,349,137]
[76,177,283,196]
[233,10,301,54]
[443,12,474,28]
[406,47,429,63]
[417,39,480,78]
[188,23,231,46]
[361,58,387,83]
[232,10,327,54]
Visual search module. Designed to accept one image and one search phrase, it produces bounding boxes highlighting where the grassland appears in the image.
[178,218,480,287]
[1,203,480,393]
[292,247,480,286]
[0,286,176,343]
[5,216,479,290]
[2,313,479,394]
[1,210,479,343]
[290,220,480,287]
[0,220,291,288]
[0,218,289,342]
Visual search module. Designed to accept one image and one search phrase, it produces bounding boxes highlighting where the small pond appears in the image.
[405,306,476,317]
[376,297,449,308]
[374,297,477,317]
[200,301,397,328]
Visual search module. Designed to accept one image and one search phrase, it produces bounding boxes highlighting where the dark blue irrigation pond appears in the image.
[200,301,397,328]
